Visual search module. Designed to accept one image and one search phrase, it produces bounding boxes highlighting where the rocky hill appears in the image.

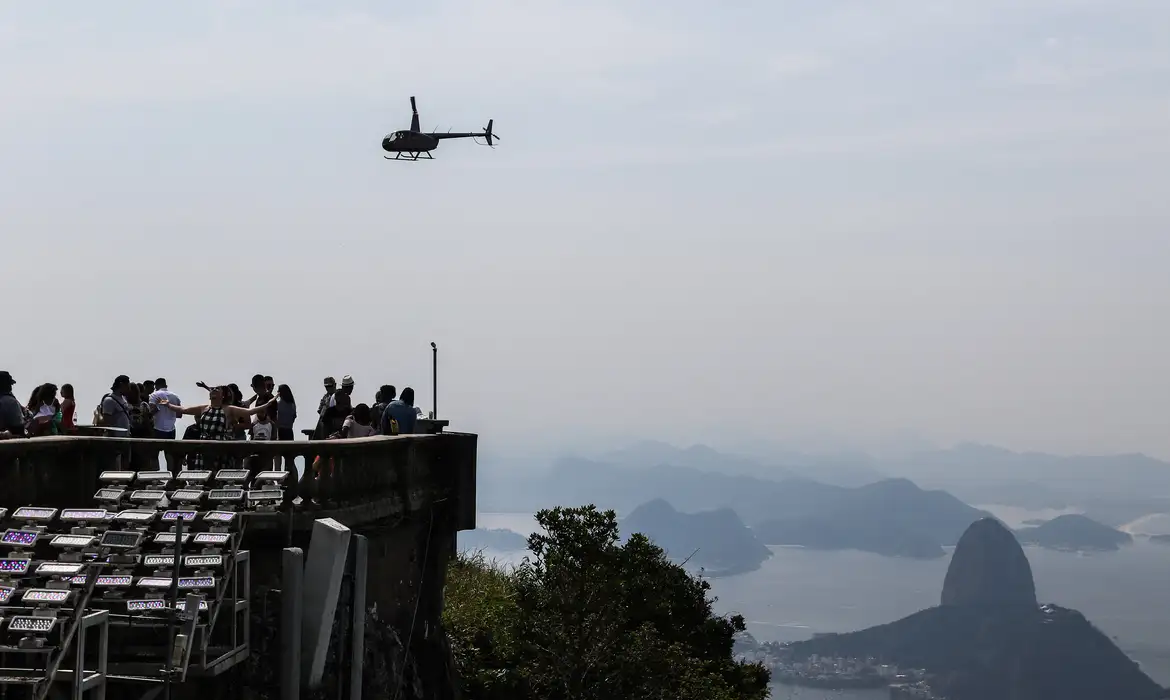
[621,499,772,576]
[787,518,1167,700]
[1014,514,1132,552]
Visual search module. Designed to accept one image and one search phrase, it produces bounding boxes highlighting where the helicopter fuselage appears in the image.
[383,130,438,153]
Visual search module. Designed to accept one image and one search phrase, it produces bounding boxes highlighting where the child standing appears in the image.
[250,407,279,471]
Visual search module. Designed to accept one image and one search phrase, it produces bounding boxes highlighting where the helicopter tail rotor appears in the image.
[484,119,497,147]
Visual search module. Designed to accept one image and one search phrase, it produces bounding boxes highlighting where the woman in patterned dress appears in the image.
[159,385,275,469]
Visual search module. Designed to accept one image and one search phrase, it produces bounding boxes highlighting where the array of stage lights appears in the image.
[193,532,230,545]
[0,559,31,574]
[60,509,109,521]
[51,534,96,548]
[2,530,39,546]
[8,616,57,633]
[100,531,143,549]
[36,562,83,575]
[22,589,71,604]
[12,507,56,522]
[162,510,197,521]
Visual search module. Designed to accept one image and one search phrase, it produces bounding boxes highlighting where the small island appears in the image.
[621,499,772,576]
[1150,534,1170,545]
[1013,514,1132,552]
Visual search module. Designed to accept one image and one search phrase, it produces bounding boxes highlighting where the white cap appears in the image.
[341,374,354,387]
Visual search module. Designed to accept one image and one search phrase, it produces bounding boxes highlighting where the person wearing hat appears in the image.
[97,375,133,431]
[328,375,355,410]
[0,371,26,438]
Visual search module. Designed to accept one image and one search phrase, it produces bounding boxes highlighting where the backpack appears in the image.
[93,393,128,426]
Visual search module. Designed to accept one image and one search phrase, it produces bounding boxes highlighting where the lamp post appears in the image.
[430,342,438,420]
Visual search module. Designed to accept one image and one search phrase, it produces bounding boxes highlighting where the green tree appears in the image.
[444,505,770,700]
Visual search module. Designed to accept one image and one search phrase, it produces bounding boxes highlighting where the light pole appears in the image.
[430,342,438,420]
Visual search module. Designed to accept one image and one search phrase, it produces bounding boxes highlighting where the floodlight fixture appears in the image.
[192,532,231,546]
[1,530,39,547]
[203,511,237,525]
[143,555,175,568]
[60,509,109,522]
[126,599,167,612]
[135,577,173,589]
[129,490,167,505]
[252,471,289,485]
[94,488,126,503]
[184,554,223,569]
[0,586,15,604]
[113,510,156,524]
[99,531,143,550]
[175,599,210,612]
[208,489,244,503]
[21,589,72,604]
[214,469,249,483]
[170,489,205,503]
[0,559,31,575]
[12,507,56,523]
[246,489,283,504]
[161,510,197,522]
[154,532,191,545]
[0,508,6,520]
[135,471,172,484]
[50,534,96,549]
[99,471,136,483]
[8,616,58,633]
[95,574,132,587]
[35,562,84,576]
[177,470,212,483]
[178,577,215,589]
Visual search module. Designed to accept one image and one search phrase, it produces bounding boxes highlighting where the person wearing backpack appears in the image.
[95,375,133,432]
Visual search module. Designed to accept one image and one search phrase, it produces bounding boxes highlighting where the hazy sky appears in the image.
[3,1,1168,459]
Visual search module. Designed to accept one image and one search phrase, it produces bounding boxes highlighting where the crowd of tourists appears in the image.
[0,370,423,445]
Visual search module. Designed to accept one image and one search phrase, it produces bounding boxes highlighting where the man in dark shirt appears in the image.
[381,386,418,435]
[0,371,26,438]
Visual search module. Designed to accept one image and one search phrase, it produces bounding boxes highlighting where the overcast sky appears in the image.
[2,0,1168,459]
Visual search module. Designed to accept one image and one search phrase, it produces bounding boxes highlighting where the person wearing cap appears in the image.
[98,375,133,431]
[317,377,337,416]
[0,371,26,438]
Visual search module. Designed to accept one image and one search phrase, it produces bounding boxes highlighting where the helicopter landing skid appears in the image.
[384,151,433,161]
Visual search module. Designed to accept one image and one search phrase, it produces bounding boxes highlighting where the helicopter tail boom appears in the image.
[409,96,420,132]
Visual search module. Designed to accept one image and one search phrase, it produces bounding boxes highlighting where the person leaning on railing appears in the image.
[0,371,28,439]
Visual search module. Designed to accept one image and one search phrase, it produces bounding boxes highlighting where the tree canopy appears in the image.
[444,505,771,700]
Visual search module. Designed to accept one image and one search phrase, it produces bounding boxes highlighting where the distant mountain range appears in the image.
[479,439,1170,531]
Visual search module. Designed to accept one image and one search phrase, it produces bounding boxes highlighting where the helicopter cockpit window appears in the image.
[386,133,397,141]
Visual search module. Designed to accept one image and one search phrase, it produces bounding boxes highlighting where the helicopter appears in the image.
[382,96,498,161]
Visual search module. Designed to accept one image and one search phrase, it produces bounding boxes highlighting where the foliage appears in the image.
[443,505,771,700]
